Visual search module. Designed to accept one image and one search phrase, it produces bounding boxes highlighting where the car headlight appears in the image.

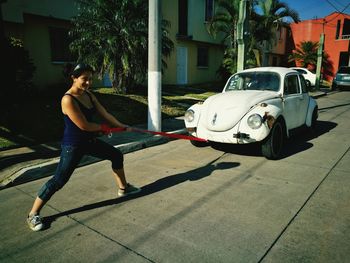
[247,114,263,129]
[185,109,195,122]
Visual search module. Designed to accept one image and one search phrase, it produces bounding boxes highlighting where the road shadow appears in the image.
[43,155,240,230]
[337,87,350,92]
[209,120,337,160]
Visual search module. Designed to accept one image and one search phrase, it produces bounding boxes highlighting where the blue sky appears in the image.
[284,0,350,20]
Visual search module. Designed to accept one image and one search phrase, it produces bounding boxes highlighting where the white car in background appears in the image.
[290,67,316,87]
[184,67,318,160]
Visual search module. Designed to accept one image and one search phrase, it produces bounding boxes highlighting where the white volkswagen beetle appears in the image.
[184,67,318,159]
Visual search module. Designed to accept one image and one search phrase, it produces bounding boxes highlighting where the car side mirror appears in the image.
[305,80,311,90]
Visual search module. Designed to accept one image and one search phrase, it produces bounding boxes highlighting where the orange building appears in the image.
[290,12,350,77]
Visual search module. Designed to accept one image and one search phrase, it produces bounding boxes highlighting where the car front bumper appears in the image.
[187,121,270,144]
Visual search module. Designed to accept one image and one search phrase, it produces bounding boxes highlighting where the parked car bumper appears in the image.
[334,80,350,87]
[188,118,271,145]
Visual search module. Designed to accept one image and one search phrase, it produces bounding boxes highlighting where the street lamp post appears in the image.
[237,0,248,72]
[315,33,324,90]
[148,0,162,131]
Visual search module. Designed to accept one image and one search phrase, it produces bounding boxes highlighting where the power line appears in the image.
[325,1,350,23]
[332,0,347,9]
[326,0,341,12]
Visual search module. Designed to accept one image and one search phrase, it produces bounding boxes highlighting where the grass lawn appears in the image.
[0,85,218,151]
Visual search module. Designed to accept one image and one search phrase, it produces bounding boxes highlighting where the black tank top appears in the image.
[61,92,97,145]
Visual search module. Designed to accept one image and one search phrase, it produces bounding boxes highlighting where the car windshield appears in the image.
[338,67,350,74]
[224,72,280,92]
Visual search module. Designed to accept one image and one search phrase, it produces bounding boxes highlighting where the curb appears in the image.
[310,91,327,99]
[310,88,339,99]
[0,128,187,189]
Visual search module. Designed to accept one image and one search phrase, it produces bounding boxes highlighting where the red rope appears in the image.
[108,127,207,142]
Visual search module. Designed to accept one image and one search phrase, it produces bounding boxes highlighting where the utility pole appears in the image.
[237,0,248,72]
[315,33,324,90]
[148,0,162,131]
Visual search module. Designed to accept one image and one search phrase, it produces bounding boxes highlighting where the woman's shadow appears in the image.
[44,154,240,229]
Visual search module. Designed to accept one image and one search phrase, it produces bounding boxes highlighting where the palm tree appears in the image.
[207,0,256,77]
[208,0,299,76]
[69,0,173,94]
[288,41,318,67]
[289,40,334,80]
[207,0,241,50]
[253,0,300,66]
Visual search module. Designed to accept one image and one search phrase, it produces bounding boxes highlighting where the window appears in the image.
[224,72,280,92]
[284,75,300,95]
[49,27,75,62]
[342,19,350,39]
[197,46,209,67]
[299,75,307,93]
[178,0,188,36]
[338,66,350,74]
[205,0,214,22]
[339,53,350,68]
[335,20,341,39]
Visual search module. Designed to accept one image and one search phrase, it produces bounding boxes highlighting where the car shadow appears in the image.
[209,120,337,159]
[210,142,262,157]
[43,155,240,230]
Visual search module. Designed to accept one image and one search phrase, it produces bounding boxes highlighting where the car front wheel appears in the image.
[311,108,318,130]
[261,121,285,160]
[331,82,338,91]
[190,139,209,147]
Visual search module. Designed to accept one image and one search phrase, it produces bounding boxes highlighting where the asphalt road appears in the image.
[1,91,349,262]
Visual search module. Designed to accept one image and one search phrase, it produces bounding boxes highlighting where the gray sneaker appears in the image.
[118,183,141,197]
[27,214,44,231]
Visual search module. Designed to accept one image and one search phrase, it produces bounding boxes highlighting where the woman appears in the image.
[27,63,140,231]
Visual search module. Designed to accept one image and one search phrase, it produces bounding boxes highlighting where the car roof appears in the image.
[238,67,298,77]
[290,67,313,72]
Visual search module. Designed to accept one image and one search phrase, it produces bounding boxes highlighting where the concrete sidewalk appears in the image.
[0,88,330,189]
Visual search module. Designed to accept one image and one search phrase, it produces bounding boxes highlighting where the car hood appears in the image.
[200,90,279,131]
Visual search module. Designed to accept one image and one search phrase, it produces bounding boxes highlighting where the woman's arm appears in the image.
[88,92,129,129]
[61,95,101,132]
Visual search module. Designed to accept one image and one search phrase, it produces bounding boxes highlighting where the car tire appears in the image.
[190,139,209,147]
[261,120,285,160]
[331,82,338,91]
[311,108,318,130]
